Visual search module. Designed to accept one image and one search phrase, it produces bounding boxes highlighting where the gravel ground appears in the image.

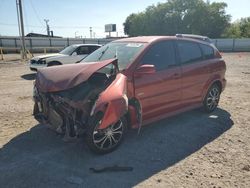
[0,53,249,188]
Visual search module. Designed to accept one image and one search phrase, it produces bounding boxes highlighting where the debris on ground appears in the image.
[89,165,133,173]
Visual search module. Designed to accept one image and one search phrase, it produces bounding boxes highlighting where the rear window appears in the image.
[89,46,100,53]
[200,44,215,59]
[177,40,202,64]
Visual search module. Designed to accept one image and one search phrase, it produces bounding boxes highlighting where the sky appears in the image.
[0,0,249,38]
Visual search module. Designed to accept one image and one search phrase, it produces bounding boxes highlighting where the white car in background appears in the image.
[29,44,101,71]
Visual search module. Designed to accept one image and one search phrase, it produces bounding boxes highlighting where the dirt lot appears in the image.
[0,53,249,188]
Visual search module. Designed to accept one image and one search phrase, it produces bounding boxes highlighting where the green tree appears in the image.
[223,22,241,38]
[123,0,231,38]
[239,17,250,37]
[223,17,250,38]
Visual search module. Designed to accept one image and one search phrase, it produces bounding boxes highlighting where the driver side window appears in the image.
[140,41,176,71]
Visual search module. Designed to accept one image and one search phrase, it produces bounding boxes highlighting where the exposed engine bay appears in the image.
[33,59,124,141]
[33,58,142,154]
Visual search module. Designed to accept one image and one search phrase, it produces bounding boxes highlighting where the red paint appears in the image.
[94,74,128,129]
[36,59,117,92]
[121,36,226,128]
[94,37,226,129]
[36,36,226,130]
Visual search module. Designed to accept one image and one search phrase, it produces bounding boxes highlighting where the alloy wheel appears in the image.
[92,120,124,150]
[206,87,220,111]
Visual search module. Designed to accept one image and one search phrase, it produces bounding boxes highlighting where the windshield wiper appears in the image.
[98,46,109,60]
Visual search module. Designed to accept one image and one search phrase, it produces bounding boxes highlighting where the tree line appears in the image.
[123,0,250,38]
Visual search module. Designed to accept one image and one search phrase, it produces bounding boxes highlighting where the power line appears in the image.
[0,22,103,29]
[28,0,44,27]
[0,22,42,28]
[51,25,103,29]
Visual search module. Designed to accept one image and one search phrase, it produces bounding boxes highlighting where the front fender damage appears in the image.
[92,73,128,130]
[33,60,130,141]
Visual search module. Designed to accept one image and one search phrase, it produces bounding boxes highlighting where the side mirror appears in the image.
[135,64,156,76]
[72,52,77,56]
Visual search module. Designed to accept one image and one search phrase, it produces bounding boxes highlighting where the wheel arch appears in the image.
[213,80,222,92]
[202,79,222,102]
[127,98,142,129]
[47,60,62,66]
[92,74,128,130]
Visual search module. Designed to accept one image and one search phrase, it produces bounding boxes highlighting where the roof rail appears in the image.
[175,34,212,43]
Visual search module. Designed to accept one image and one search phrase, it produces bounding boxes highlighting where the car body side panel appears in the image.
[94,73,128,130]
[201,58,226,100]
[133,66,182,123]
[180,60,212,107]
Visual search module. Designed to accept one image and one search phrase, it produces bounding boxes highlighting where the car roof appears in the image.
[113,35,216,51]
[114,35,214,45]
[114,36,176,43]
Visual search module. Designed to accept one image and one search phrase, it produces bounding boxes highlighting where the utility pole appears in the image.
[44,19,50,36]
[16,0,27,59]
[89,27,92,38]
[75,31,78,38]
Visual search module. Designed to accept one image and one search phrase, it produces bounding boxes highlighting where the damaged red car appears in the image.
[33,36,226,154]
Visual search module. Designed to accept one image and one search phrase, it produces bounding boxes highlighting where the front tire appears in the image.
[203,84,221,113]
[85,115,127,154]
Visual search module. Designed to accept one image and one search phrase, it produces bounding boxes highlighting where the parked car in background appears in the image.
[33,35,226,154]
[29,44,101,71]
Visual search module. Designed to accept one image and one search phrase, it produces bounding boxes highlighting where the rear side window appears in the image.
[77,46,89,55]
[200,44,214,59]
[141,41,176,71]
[177,40,202,64]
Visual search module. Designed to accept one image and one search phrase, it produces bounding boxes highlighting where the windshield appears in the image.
[83,42,145,70]
[60,45,77,55]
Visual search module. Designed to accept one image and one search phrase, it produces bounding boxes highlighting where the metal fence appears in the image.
[0,36,115,53]
[212,39,250,52]
[0,36,250,53]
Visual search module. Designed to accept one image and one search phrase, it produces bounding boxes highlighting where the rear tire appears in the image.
[85,114,127,154]
[203,84,221,113]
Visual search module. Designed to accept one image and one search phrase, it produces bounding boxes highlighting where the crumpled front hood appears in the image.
[36,59,117,93]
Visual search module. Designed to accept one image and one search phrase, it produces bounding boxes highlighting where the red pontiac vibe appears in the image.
[33,35,226,154]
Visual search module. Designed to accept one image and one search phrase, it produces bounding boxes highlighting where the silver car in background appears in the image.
[29,44,101,71]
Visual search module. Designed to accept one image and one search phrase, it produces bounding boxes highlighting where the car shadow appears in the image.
[0,108,233,187]
[21,73,36,80]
